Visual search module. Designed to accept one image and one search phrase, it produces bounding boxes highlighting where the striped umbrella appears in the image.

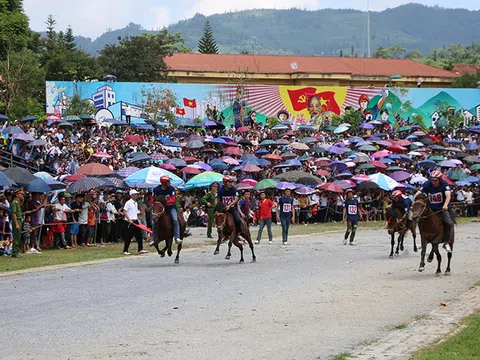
[77,163,114,176]
[116,167,140,178]
[67,177,105,193]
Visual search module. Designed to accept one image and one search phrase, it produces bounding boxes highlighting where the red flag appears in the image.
[287,87,317,111]
[183,98,197,108]
[176,108,185,115]
[309,91,341,115]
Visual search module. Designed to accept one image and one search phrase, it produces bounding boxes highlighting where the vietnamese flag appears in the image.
[183,98,197,108]
[311,91,341,115]
[287,87,317,111]
[176,108,185,115]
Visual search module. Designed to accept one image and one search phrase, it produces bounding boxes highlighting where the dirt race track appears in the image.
[1,223,479,360]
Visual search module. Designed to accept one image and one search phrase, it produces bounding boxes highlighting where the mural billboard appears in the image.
[46,81,480,128]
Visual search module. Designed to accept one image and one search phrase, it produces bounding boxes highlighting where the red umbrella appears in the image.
[264,154,282,161]
[241,164,261,173]
[236,127,250,133]
[371,150,390,159]
[315,160,331,167]
[370,160,388,170]
[124,135,143,144]
[183,156,199,163]
[413,131,426,136]
[225,147,242,155]
[181,167,201,175]
[66,174,86,182]
[91,152,112,159]
[317,182,343,193]
[284,131,296,136]
[314,169,331,177]
[386,144,407,153]
[237,183,253,190]
[77,163,113,176]
[396,139,411,147]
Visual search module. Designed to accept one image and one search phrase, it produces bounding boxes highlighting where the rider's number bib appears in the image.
[282,203,292,213]
[428,192,443,204]
[348,205,357,215]
[222,196,234,206]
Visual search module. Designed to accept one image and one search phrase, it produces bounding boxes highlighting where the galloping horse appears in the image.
[152,198,187,264]
[214,202,256,263]
[385,205,418,258]
[412,194,455,275]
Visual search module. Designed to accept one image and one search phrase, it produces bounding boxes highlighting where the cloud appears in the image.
[149,7,170,31]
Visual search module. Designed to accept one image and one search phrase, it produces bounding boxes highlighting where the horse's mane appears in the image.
[415,193,457,225]
[215,202,227,213]
[416,194,428,201]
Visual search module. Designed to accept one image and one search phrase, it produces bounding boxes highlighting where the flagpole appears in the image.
[367,0,371,58]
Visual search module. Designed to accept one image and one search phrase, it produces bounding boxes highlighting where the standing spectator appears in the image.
[123,189,148,255]
[11,188,24,258]
[69,194,83,247]
[103,193,117,242]
[77,194,90,246]
[26,193,45,253]
[112,190,125,243]
[21,215,33,253]
[465,187,474,217]
[52,195,73,249]
[278,188,295,245]
[202,183,217,239]
[255,191,274,244]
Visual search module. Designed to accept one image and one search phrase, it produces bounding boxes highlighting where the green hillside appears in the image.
[71,4,480,56]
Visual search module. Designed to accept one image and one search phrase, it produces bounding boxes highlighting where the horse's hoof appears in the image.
[414,248,418,253]
[445,271,451,276]
[389,255,394,259]
[225,255,231,260]
[239,259,244,264]
[174,259,179,264]
[159,252,165,258]
[251,258,256,263]
[214,250,219,255]
[427,258,433,263]
[435,272,441,277]
[394,253,399,257]
[400,246,404,251]
[418,267,425,272]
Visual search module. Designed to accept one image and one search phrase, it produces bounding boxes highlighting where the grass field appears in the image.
[0,217,476,274]
[410,311,480,360]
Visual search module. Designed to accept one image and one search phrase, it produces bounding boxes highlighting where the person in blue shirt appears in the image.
[343,189,359,245]
[216,176,242,233]
[391,190,413,221]
[414,170,453,253]
[277,188,295,245]
[153,176,181,244]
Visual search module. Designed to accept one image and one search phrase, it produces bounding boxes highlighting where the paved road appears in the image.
[2,223,480,360]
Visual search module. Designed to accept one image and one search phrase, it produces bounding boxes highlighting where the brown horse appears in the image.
[214,202,256,263]
[411,194,455,275]
[152,199,187,264]
[385,205,418,258]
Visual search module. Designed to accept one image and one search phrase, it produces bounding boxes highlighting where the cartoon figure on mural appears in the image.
[357,89,389,120]
[277,110,290,123]
[246,110,257,128]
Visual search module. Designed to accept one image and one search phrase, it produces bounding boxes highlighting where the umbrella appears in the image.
[63,115,82,122]
[314,169,331,178]
[0,172,15,188]
[3,126,24,135]
[290,142,310,151]
[77,163,114,176]
[281,152,297,159]
[67,177,105,194]
[465,176,480,183]
[447,171,468,181]
[211,138,227,145]
[357,163,375,171]
[150,153,169,161]
[352,174,371,182]
[410,175,428,185]
[419,160,436,168]
[129,153,152,163]
[390,171,410,182]
[276,139,290,145]
[465,143,479,151]
[12,133,35,142]
[275,171,317,183]
[359,123,374,130]
[124,135,143,144]
[210,162,228,171]
[310,146,325,154]
[329,161,348,172]
[171,130,190,138]
[237,183,253,190]
[186,140,205,149]
[260,139,277,146]
[368,173,400,191]
[371,150,390,159]
[358,144,377,152]
[34,171,54,181]
[21,115,37,122]
[439,160,458,168]
[125,166,184,188]
[264,154,282,161]
[295,186,316,195]
[456,180,472,186]
[241,164,261,173]
[181,167,201,175]
[102,177,128,189]
[356,181,379,190]
[44,179,67,190]
[184,172,224,189]
[326,146,345,155]
[236,127,250,133]
[254,179,278,190]
[225,147,242,155]
[275,182,296,190]
[166,158,187,168]
[158,164,175,171]
[91,152,112,159]
[2,167,35,183]
[318,183,343,193]
[470,164,480,171]
[297,176,323,186]
[386,145,407,153]
[173,117,198,127]
[370,160,388,170]
[192,162,213,172]
[398,126,412,132]
[116,167,140,178]
[0,114,8,121]
[241,179,258,187]
[21,178,51,193]
[464,156,480,163]
[333,126,349,134]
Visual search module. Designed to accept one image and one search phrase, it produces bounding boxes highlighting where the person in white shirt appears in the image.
[122,189,148,255]
[465,187,474,217]
[52,195,74,249]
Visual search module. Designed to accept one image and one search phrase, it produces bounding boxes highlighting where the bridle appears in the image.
[153,202,165,218]
[387,210,407,232]
[215,212,227,230]
[412,199,442,220]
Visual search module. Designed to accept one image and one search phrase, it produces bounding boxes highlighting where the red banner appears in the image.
[176,108,185,115]
[287,87,317,111]
[183,98,197,108]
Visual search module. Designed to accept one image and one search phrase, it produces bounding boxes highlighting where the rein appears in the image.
[152,202,165,218]
[215,212,227,230]
[412,200,443,220]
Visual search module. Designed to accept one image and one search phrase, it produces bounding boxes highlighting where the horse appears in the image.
[213,202,256,263]
[152,197,187,264]
[411,194,455,275]
[385,205,418,258]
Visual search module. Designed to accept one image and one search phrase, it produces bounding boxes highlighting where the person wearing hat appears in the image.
[217,176,242,234]
[11,188,25,258]
[122,189,148,255]
[343,189,359,245]
[153,176,181,244]
[277,188,295,245]
[256,191,274,244]
[202,183,218,239]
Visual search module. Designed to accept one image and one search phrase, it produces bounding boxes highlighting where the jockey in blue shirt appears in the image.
[216,176,242,233]
[414,170,453,253]
[343,189,359,245]
[153,176,181,244]
[391,190,413,221]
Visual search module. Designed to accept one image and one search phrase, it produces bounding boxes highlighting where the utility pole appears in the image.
[367,0,371,58]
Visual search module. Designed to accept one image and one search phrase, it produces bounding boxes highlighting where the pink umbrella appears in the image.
[241,179,258,186]
[225,147,242,155]
[317,182,344,193]
[352,174,370,182]
[241,164,261,173]
[222,156,240,165]
[370,160,388,170]
[160,164,176,171]
[91,152,112,159]
[237,183,253,190]
[396,139,411,147]
[390,171,411,182]
[371,150,390,159]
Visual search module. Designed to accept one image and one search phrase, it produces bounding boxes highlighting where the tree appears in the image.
[64,26,76,52]
[404,50,423,60]
[373,45,406,59]
[198,20,219,54]
[64,91,97,116]
[451,69,480,88]
[140,86,178,123]
[0,48,45,119]
[340,109,363,131]
[0,0,33,59]
[98,30,185,82]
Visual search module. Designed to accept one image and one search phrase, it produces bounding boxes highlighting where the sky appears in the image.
[23,0,480,39]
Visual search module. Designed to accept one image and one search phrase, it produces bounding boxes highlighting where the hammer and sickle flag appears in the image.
[287,87,316,111]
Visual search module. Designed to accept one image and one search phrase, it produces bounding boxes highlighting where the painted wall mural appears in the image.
[46,81,480,128]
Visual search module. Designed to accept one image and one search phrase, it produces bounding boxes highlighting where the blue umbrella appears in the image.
[163,141,183,147]
[166,158,187,168]
[255,148,269,155]
[330,161,348,171]
[465,143,479,151]
[465,176,480,183]
[211,138,227,145]
[326,146,345,155]
[257,159,271,166]
[275,182,296,190]
[45,179,67,190]
[380,158,394,164]
[349,136,363,144]
[286,159,302,167]
[0,172,15,188]
[210,162,228,171]
[0,114,8,121]
[173,117,198,127]
[419,160,436,168]
[124,166,183,188]
[21,115,37,122]
[456,180,471,186]
[359,122,374,129]
[20,178,51,193]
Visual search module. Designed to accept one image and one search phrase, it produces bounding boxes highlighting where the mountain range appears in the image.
[70,4,480,57]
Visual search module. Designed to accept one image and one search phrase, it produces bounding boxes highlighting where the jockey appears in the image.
[391,190,413,221]
[216,176,242,233]
[414,170,453,253]
[153,176,181,244]
[342,189,359,245]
